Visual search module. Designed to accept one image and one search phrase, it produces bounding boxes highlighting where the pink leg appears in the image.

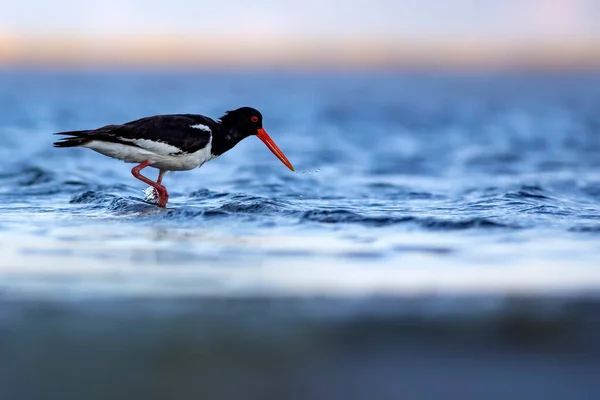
[157,170,165,185]
[131,161,169,207]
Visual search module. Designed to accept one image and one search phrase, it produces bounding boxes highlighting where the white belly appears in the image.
[84,140,216,171]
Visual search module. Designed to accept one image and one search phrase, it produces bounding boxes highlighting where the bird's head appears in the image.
[219,107,294,171]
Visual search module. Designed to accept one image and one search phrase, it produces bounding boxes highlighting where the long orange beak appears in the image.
[256,128,295,171]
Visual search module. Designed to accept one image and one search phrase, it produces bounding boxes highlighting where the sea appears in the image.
[1,70,599,399]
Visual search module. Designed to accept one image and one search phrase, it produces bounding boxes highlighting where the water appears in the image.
[1,70,600,399]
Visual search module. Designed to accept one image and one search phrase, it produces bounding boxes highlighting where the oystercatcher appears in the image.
[53,107,294,207]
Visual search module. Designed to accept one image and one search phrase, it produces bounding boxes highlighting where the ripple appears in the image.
[215,199,288,214]
[301,209,414,226]
[0,165,94,197]
[569,225,600,233]
[70,191,111,204]
[0,166,55,186]
[418,217,518,230]
[300,209,519,230]
[107,198,159,214]
[188,189,229,199]
[163,208,230,219]
[505,190,551,200]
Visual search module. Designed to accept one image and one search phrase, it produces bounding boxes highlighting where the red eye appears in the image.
[250,116,259,123]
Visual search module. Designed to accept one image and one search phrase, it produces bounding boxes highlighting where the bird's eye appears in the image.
[250,116,259,123]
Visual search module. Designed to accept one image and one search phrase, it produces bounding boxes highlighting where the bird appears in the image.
[53,107,294,208]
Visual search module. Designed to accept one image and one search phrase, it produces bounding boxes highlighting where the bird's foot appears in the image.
[158,189,169,208]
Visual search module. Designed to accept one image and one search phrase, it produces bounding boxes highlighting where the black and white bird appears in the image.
[53,107,294,207]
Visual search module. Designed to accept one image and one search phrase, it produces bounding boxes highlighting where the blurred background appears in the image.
[1,1,600,399]
[1,0,600,70]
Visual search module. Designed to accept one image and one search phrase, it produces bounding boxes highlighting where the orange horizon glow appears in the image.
[1,34,600,71]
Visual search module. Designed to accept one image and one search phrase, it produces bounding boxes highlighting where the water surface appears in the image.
[1,71,599,398]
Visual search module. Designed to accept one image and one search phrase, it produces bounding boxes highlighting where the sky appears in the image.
[1,0,600,68]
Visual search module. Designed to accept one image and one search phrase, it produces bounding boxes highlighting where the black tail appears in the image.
[53,130,92,148]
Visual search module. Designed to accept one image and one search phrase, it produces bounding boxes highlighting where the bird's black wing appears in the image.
[54,114,217,155]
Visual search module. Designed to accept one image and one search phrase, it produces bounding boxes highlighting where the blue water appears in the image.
[1,70,600,399]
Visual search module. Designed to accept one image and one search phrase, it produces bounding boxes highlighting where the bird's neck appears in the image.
[210,123,245,157]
